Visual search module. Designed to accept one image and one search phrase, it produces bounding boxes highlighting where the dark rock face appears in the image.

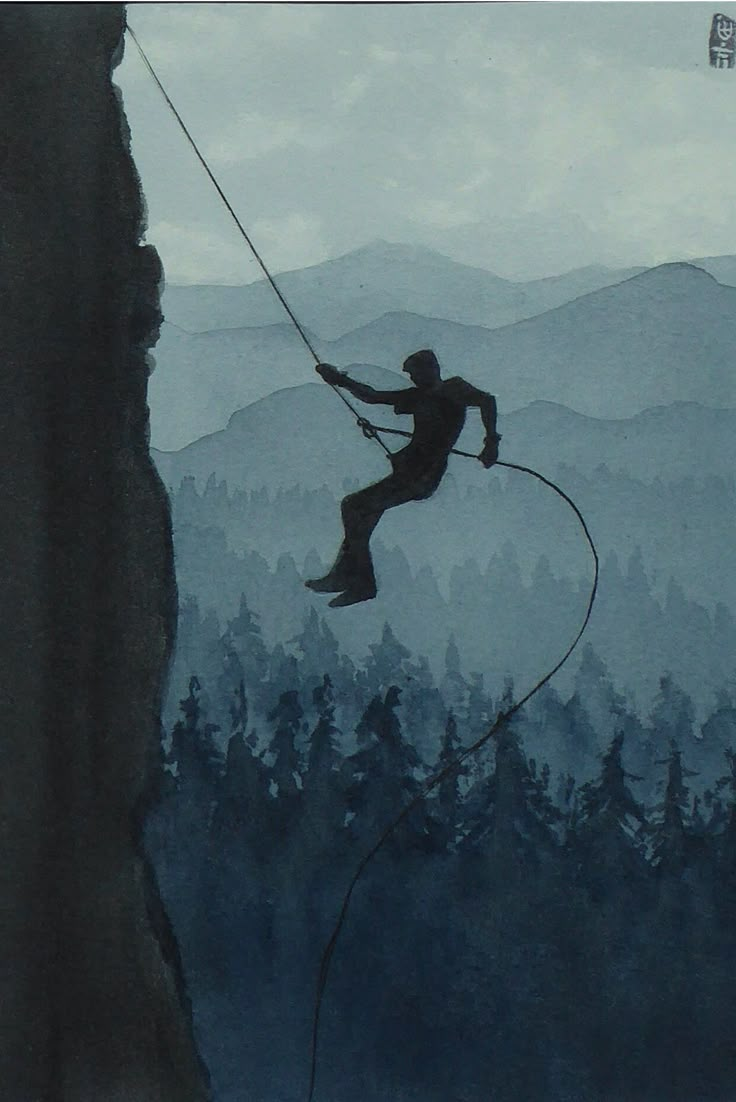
[0,6,209,1099]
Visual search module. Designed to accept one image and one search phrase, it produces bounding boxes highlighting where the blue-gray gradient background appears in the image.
[119,3,736,287]
[117,7,736,1102]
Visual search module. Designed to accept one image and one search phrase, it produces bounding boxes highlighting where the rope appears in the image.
[125,26,600,1097]
[125,22,393,458]
[351,419,482,459]
[307,460,599,1102]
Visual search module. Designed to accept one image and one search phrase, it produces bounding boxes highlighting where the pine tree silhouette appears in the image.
[714,748,736,918]
[210,681,270,860]
[266,690,304,802]
[650,673,695,747]
[344,686,426,853]
[430,710,466,850]
[401,652,444,763]
[573,732,649,901]
[442,633,467,717]
[365,623,412,698]
[289,608,340,704]
[651,740,697,877]
[169,675,223,811]
[302,675,347,855]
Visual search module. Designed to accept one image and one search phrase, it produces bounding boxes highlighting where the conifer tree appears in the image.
[344,687,425,851]
[650,674,695,748]
[210,681,270,859]
[289,607,340,704]
[466,712,559,871]
[466,671,494,739]
[651,741,696,875]
[226,593,269,707]
[268,644,300,708]
[266,689,304,801]
[302,675,346,852]
[690,795,707,837]
[442,633,467,717]
[165,597,220,728]
[430,711,466,849]
[307,675,341,777]
[161,676,225,941]
[578,732,646,832]
[214,637,246,736]
[169,675,223,809]
[364,623,412,698]
[573,732,648,898]
[202,472,229,527]
[714,749,736,884]
[700,689,736,791]
[573,644,629,751]
[523,679,597,786]
[401,653,445,762]
[173,474,200,526]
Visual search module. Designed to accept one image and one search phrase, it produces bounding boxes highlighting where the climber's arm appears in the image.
[316,363,417,410]
[453,379,501,468]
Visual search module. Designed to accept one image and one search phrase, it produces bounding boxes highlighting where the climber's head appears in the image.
[402,349,441,388]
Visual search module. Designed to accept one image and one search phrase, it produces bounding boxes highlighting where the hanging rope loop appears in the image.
[307,464,599,1102]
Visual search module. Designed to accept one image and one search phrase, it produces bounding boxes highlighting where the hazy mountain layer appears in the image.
[150,263,736,448]
[159,240,644,339]
[692,253,736,286]
[330,265,736,418]
[153,392,736,497]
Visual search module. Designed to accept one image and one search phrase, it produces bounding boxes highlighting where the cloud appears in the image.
[337,74,373,113]
[256,4,325,41]
[118,3,736,283]
[146,220,262,285]
[250,213,329,274]
[203,111,335,166]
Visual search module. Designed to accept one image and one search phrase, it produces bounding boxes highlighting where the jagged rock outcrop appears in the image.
[0,6,210,1099]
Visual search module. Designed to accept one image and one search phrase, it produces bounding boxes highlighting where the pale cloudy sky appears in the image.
[116,3,736,283]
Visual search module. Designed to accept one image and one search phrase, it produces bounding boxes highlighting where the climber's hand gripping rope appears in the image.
[316,363,348,387]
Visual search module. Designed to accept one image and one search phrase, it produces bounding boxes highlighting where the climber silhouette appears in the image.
[306,349,500,607]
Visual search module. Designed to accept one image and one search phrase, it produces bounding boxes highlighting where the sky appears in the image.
[116,3,736,284]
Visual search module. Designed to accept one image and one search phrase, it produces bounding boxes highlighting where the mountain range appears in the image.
[159,241,646,339]
[159,241,736,340]
[149,258,736,449]
[152,387,736,498]
[148,242,736,742]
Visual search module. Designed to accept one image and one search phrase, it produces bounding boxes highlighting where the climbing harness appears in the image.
[126,25,600,1102]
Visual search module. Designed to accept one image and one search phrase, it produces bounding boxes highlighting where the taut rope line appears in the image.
[125,22,393,457]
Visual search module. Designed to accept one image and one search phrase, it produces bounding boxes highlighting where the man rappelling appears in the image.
[307,349,501,607]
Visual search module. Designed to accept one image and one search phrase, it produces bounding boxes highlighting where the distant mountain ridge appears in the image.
[329,263,736,415]
[159,240,645,340]
[690,254,736,286]
[152,388,736,497]
[159,242,736,343]
[149,261,736,448]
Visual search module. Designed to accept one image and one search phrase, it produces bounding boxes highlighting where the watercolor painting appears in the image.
[4,3,736,1100]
